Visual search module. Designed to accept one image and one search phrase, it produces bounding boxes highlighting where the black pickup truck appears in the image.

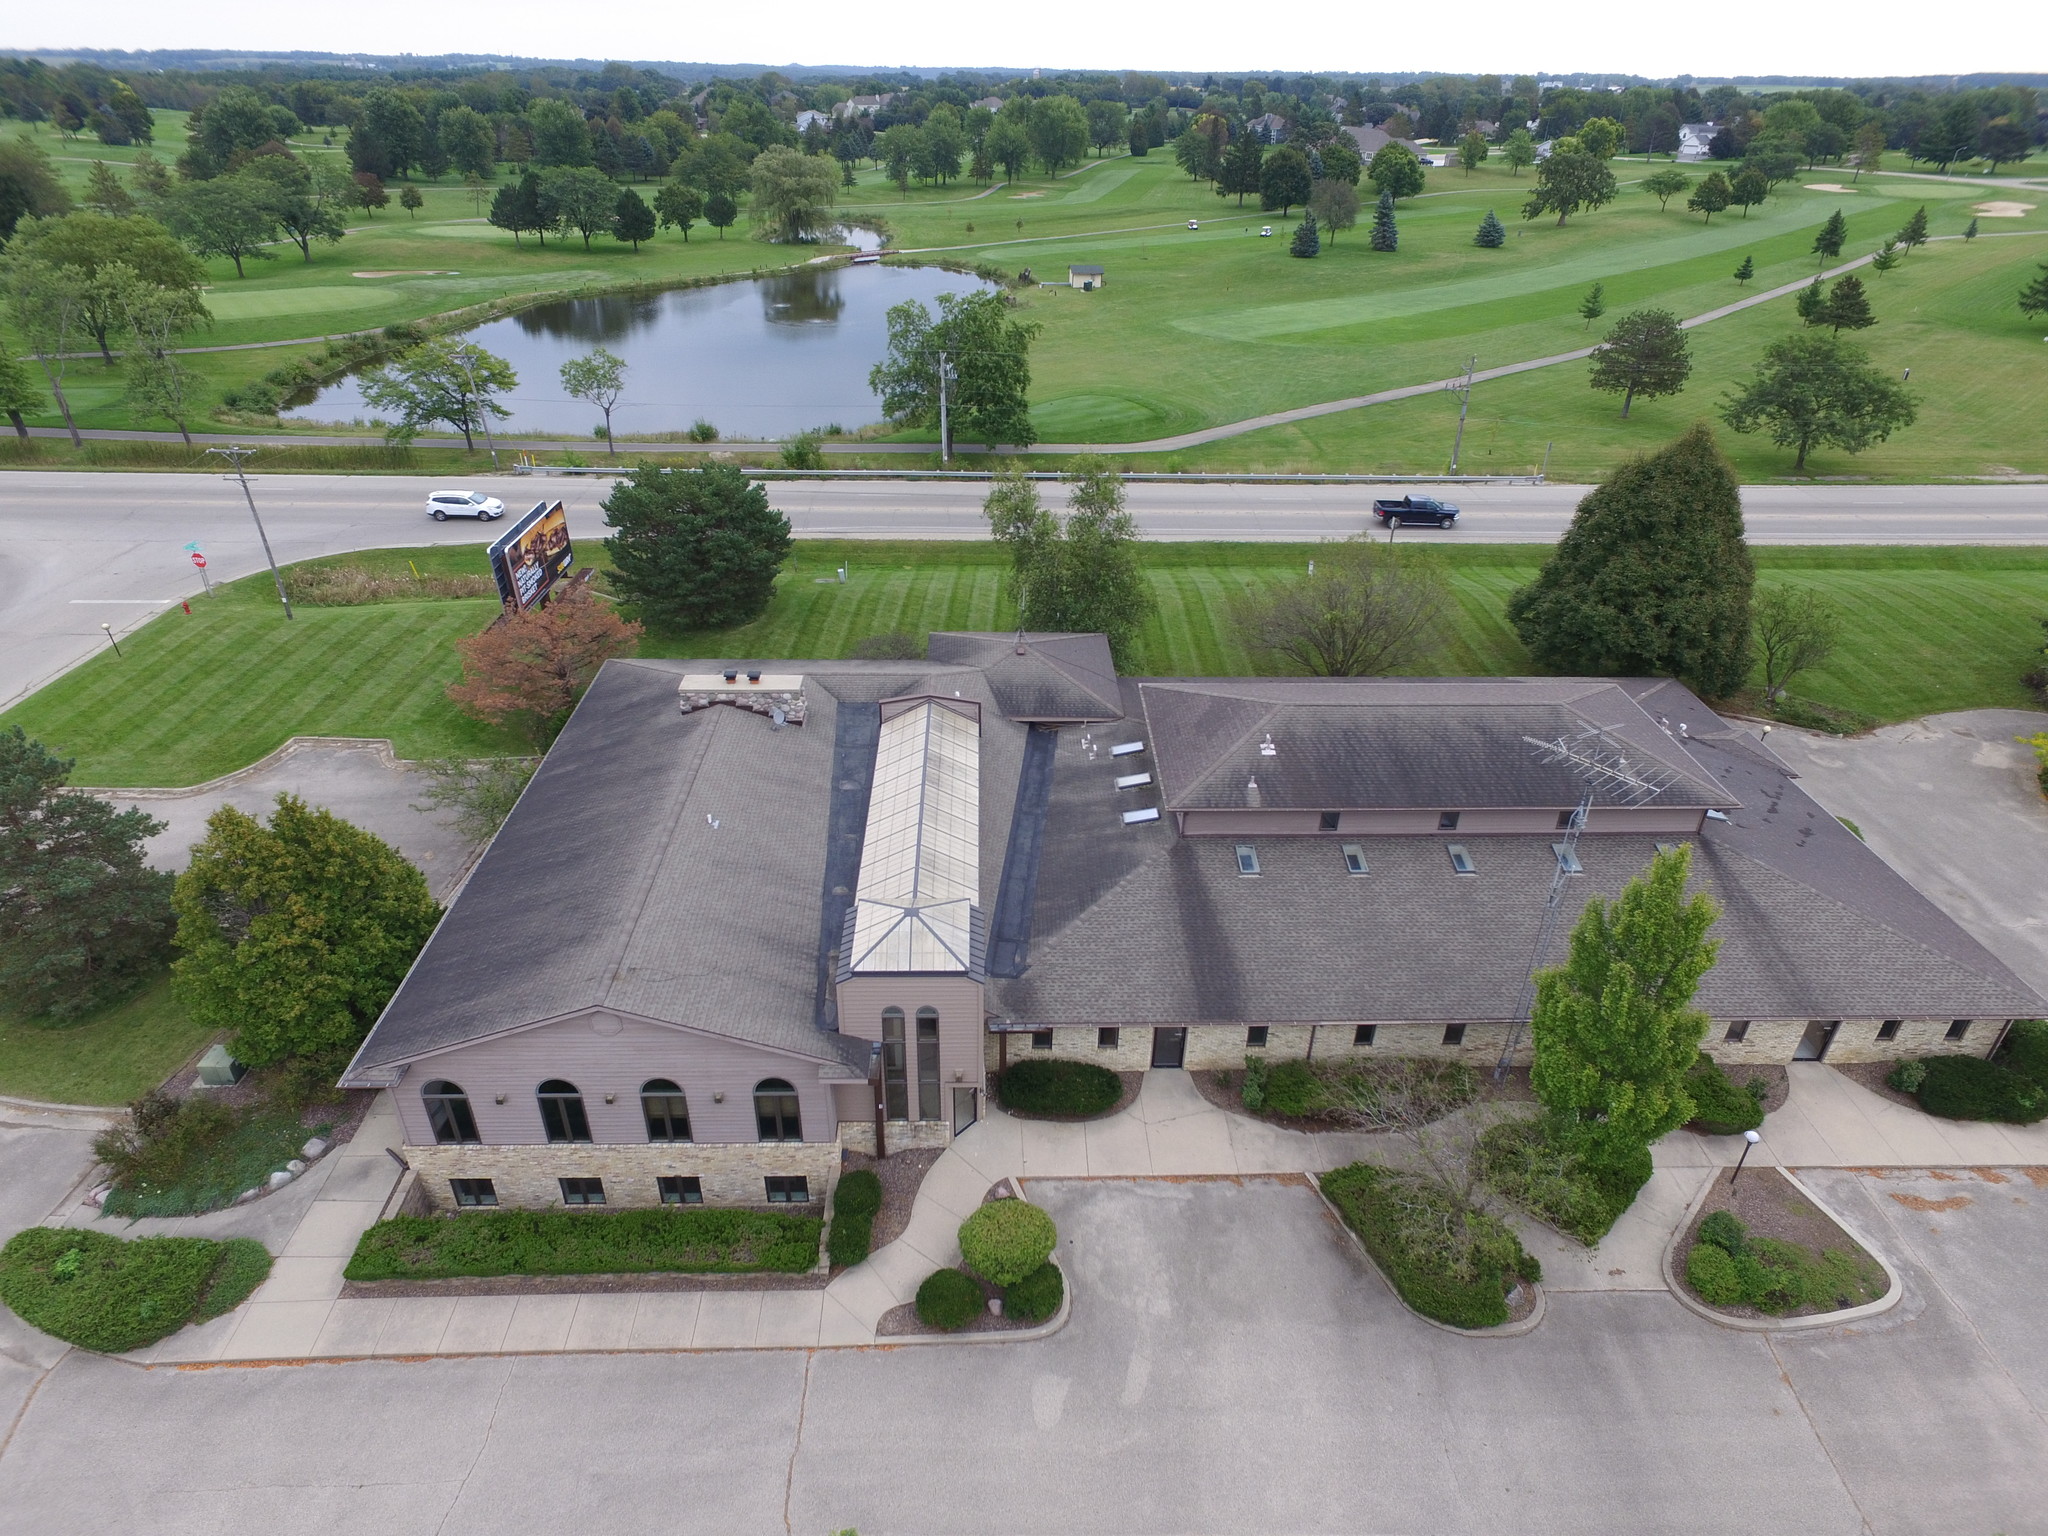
[1370,496,1460,530]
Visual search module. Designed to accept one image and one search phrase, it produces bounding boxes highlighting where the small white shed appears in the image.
[1068,264,1105,290]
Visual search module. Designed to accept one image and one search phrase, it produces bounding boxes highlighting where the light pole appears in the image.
[1730,1128,1763,1189]
[1445,354,1477,474]
[99,622,122,658]
[454,344,500,469]
[205,446,293,620]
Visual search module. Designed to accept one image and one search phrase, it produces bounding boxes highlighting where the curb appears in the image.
[1659,1166,1903,1333]
[1307,1172,1545,1338]
[78,736,408,799]
[0,1092,124,1123]
[869,1256,1072,1349]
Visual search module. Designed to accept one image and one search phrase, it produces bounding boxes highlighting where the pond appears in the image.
[283,258,994,440]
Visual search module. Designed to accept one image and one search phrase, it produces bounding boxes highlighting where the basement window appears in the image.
[450,1179,497,1208]
[1098,1027,1120,1051]
[1876,1020,1902,1043]
[1246,1026,1270,1048]
[1442,1024,1467,1047]
[1946,1019,1972,1042]
[1724,1020,1751,1043]
[1438,811,1461,831]
[559,1177,606,1207]
[1353,1025,1377,1047]
[1342,844,1368,876]
[1319,811,1341,831]
[658,1175,703,1206]
[1446,844,1476,875]
[765,1176,811,1204]
[1031,1030,1054,1051]
[1235,845,1261,876]
[1552,843,1583,874]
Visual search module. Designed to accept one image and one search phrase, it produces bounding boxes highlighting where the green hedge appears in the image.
[344,1207,821,1282]
[0,1227,272,1353]
[1003,1261,1064,1324]
[1995,1020,2048,1089]
[997,1059,1123,1117]
[916,1267,984,1330]
[1685,1055,1765,1135]
[958,1199,1057,1287]
[1685,1211,1885,1315]
[827,1170,883,1268]
[1913,1054,2047,1124]
[1475,1119,1648,1245]
[1318,1163,1536,1330]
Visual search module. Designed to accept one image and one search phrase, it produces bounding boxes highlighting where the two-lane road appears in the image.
[5,471,2046,707]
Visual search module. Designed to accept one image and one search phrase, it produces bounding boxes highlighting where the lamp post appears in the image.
[99,622,122,658]
[1730,1128,1763,1189]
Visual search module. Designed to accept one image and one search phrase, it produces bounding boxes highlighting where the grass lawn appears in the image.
[5,541,2043,787]
[0,975,216,1107]
[9,116,2046,479]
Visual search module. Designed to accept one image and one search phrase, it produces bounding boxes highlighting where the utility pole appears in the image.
[454,344,500,469]
[936,349,956,465]
[1445,355,1477,474]
[206,446,293,620]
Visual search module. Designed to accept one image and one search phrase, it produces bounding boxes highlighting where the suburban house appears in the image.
[834,93,895,121]
[341,638,2044,1214]
[970,96,1005,114]
[1342,123,1419,159]
[1678,122,1720,161]
[1247,112,1291,142]
[1068,264,1105,290]
[794,109,830,135]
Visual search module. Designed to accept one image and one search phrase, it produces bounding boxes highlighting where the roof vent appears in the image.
[1259,733,1277,757]
[1115,772,1153,790]
[1111,741,1145,757]
[1246,776,1262,808]
[723,668,738,683]
[747,669,762,684]
[1122,807,1160,825]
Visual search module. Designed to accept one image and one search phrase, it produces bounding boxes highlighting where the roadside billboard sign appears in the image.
[487,500,574,613]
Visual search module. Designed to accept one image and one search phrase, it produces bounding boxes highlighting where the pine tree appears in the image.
[1963,216,1979,242]
[1289,211,1320,258]
[1733,255,1754,285]
[1796,276,1827,323]
[1869,237,1902,274]
[1812,208,1847,266]
[1368,189,1397,252]
[1505,423,1754,696]
[1578,281,1606,329]
[1817,273,1876,333]
[611,187,655,250]
[1586,308,1693,418]
[1474,209,1506,248]
[1895,204,1929,253]
[2014,261,2048,317]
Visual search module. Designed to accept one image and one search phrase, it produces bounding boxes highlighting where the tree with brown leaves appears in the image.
[446,588,642,746]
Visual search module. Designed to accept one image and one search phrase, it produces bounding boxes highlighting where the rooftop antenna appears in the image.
[1493,728,1672,1084]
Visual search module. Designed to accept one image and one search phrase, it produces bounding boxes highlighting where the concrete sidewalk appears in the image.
[121,1060,2048,1365]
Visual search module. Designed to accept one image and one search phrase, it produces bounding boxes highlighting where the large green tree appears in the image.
[537,166,617,249]
[172,796,440,1067]
[163,176,280,278]
[1028,97,1090,175]
[983,461,1154,666]
[602,463,793,631]
[1530,844,1720,1182]
[1506,423,1754,696]
[0,349,44,438]
[1216,132,1264,205]
[3,212,206,362]
[1721,331,1917,472]
[0,728,174,1019]
[1366,141,1426,199]
[1260,145,1312,215]
[1642,167,1691,210]
[240,156,354,263]
[748,146,838,242]
[868,289,1043,452]
[358,337,516,450]
[437,105,498,179]
[1586,308,1693,418]
[1521,149,1617,226]
[527,98,593,167]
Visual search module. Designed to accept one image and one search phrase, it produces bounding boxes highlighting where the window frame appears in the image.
[559,1176,606,1207]
[1235,844,1260,876]
[881,1007,909,1120]
[1438,811,1461,831]
[450,1178,497,1208]
[1097,1026,1120,1051]
[764,1175,811,1204]
[916,1006,942,1121]
[537,1080,592,1144]
[754,1078,803,1142]
[641,1078,692,1143]
[658,1175,703,1206]
[1446,843,1476,875]
[1030,1029,1054,1051]
[1318,811,1341,832]
[422,1080,480,1145]
[1946,1019,1972,1042]
[1246,1025,1270,1048]
[1876,1019,1902,1043]
[1353,1024,1376,1047]
[1342,844,1368,876]
[1441,1023,1467,1047]
[1724,1020,1751,1043]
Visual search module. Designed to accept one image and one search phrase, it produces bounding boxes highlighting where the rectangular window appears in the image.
[1353,1025,1376,1047]
[1725,1020,1750,1043]
[559,1177,606,1207]
[1876,1020,1902,1043]
[1442,1023,1467,1047]
[917,1011,941,1121]
[882,1010,909,1120]
[1031,1029,1054,1051]
[1246,1026,1270,1048]
[658,1175,703,1205]
[1946,1019,1972,1042]
[1235,845,1260,876]
[1097,1027,1120,1050]
[1438,811,1461,830]
[765,1176,810,1204]
[1552,843,1583,874]
[1319,811,1341,832]
[450,1178,497,1208]
[1342,844,1367,876]
[1446,844,1476,875]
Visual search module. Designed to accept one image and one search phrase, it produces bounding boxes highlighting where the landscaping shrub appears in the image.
[1995,1019,2048,1089]
[1685,1054,1765,1135]
[1697,1209,1748,1256]
[957,1199,1057,1287]
[1913,1054,2047,1124]
[834,1168,882,1217]
[1886,1058,1928,1094]
[826,1170,882,1268]
[1682,1212,1884,1315]
[1240,1055,1271,1111]
[1261,1058,1324,1118]
[1002,1261,1064,1324]
[1318,1163,1535,1330]
[0,1227,272,1353]
[1476,1118,1648,1245]
[997,1059,1122,1117]
[1686,1241,1745,1305]
[94,1095,326,1219]
[343,1207,822,1282]
[283,566,498,606]
[915,1267,984,1331]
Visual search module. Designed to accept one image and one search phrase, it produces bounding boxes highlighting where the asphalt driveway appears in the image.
[3,1174,2044,1535]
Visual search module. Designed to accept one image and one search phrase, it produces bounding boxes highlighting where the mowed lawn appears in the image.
[0,975,217,1106]
[7,540,2044,787]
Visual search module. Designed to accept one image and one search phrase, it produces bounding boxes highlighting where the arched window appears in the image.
[880,1008,908,1120]
[916,1006,942,1121]
[755,1077,802,1142]
[422,1080,479,1145]
[537,1079,592,1144]
[642,1079,691,1143]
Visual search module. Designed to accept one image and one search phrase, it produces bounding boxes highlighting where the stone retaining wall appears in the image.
[406,1140,840,1212]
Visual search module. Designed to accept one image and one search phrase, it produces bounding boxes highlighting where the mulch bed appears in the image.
[875,1267,1053,1338]
[995,1070,1144,1122]
[342,1268,827,1300]
[169,1057,378,1148]
[1498,1280,1539,1328]
[1831,1059,1920,1111]
[1190,1063,1535,1133]
[1676,1166,1886,1321]
[1725,1063,1790,1116]
[839,1146,942,1257]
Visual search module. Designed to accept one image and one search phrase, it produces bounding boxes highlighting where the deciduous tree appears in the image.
[527,98,593,168]
[1721,331,1917,472]
[748,146,837,242]
[869,289,1043,451]
[0,350,43,439]
[559,347,627,452]
[1521,149,1616,226]
[601,463,793,631]
[1574,116,1623,160]
[1230,538,1448,676]
[983,462,1154,666]
[1260,145,1312,215]
[1751,585,1843,699]
[1366,141,1426,199]
[1587,307,1693,418]
[654,181,701,240]
[164,177,279,277]
[1686,170,1733,223]
[1729,166,1769,217]
[447,586,643,744]
[358,337,516,450]
[985,115,1031,183]
[1501,126,1536,176]
[704,191,739,238]
[1457,131,1489,173]
[1309,179,1359,242]
[437,105,498,179]
[1642,167,1691,210]
[537,166,617,249]
[1028,97,1089,175]
[1849,121,1885,181]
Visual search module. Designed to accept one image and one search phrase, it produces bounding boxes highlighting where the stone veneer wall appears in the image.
[1708,1016,1995,1066]
[406,1140,840,1213]
[836,1119,954,1156]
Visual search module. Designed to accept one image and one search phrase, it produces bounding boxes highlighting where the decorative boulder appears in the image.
[267,1170,293,1190]
[301,1137,329,1161]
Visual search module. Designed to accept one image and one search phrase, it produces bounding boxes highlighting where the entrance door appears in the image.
[1793,1021,1840,1061]
[952,1086,978,1136]
[1150,1027,1187,1069]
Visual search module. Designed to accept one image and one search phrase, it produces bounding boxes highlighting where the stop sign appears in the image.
[191,552,207,568]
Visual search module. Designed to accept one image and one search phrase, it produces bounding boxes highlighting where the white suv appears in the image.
[426,490,505,521]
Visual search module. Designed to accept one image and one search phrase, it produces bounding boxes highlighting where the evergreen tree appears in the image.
[488,171,543,245]
[1733,255,1754,286]
[172,796,440,1067]
[1869,237,1902,274]
[0,727,174,1019]
[1289,211,1320,258]
[1474,209,1506,248]
[1586,308,1693,418]
[1895,204,1929,253]
[1217,133,1264,206]
[1796,276,1827,323]
[1531,844,1720,1187]
[602,463,793,630]
[1964,216,1979,242]
[1369,189,1398,252]
[612,187,655,250]
[2020,262,2048,317]
[1812,208,1847,266]
[1505,423,1754,696]
[1578,281,1606,329]
[1816,273,1876,333]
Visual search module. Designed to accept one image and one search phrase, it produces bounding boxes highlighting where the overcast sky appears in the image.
[18,0,2043,80]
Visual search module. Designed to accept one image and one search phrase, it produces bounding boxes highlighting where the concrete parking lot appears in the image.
[2,1173,2043,1535]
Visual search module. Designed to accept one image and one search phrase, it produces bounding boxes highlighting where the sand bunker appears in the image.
[1008,192,1045,199]
[1803,183,1855,193]
[1972,202,2036,218]
[351,269,460,277]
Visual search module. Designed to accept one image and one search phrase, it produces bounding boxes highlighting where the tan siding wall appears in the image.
[408,1139,840,1213]
[834,975,987,1097]
[390,1012,850,1149]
